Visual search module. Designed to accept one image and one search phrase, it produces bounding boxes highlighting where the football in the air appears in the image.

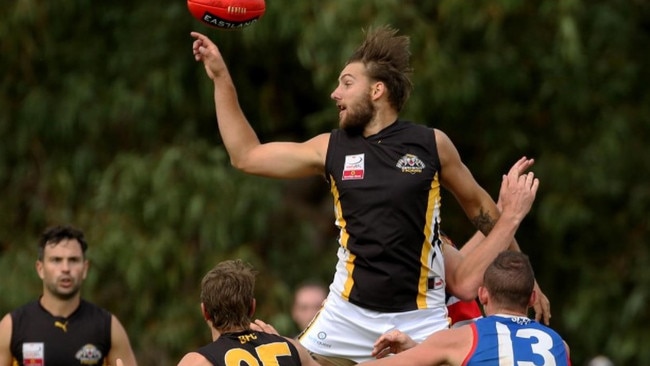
[187,0,266,30]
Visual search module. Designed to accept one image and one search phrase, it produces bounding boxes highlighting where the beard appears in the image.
[340,94,376,136]
[46,280,81,301]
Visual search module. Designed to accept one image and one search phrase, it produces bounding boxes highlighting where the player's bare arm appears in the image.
[434,129,504,234]
[435,130,551,323]
[176,352,212,366]
[0,315,13,366]
[444,158,539,300]
[367,327,473,366]
[192,31,328,179]
[228,134,329,179]
[108,316,138,366]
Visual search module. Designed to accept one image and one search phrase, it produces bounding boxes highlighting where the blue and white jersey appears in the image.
[464,315,571,366]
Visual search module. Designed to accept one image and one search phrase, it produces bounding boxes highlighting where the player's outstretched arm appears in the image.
[365,327,473,366]
[191,32,328,179]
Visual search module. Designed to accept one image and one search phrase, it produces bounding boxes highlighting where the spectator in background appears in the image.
[588,355,614,366]
[0,225,138,366]
[292,281,328,332]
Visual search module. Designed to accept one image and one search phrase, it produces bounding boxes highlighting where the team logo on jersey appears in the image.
[342,154,365,180]
[396,154,425,174]
[22,343,44,366]
[75,344,103,364]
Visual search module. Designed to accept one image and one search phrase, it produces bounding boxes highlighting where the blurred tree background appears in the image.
[1,0,648,364]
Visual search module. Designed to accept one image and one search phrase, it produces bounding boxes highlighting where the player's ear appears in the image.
[477,286,488,305]
[82,259,89,280]
[201,303,210,322]
[36,260,45,279]
[249,298,256,317]
[528,289,537,308]
[371,81,385,100]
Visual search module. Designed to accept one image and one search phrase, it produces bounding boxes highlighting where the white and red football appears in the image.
[187,0,266,30]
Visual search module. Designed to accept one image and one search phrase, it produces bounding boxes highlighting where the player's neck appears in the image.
[488,307,528,318]
[39,293,81,318]
[363,109,398,137]
[212,326,248,341]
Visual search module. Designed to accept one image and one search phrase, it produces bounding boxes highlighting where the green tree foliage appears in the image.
[1,0,648,364]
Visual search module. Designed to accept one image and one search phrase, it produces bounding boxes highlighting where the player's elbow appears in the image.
[230,157,246,171]
[229,155,256,173]
[452,289,477,302]
[446,281,479,302]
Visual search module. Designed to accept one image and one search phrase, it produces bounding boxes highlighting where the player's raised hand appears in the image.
[191,32,228,81]
[497,156,539,222]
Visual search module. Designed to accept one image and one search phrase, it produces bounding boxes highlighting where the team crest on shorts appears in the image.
[342,154,365,180]
[396,154,425,174]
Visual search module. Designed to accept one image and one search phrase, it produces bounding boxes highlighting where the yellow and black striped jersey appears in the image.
[10,299,111,366]
[325,120,445,312]
[196,330,301,365]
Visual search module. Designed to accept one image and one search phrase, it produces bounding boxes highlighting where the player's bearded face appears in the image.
[46,277,82,300]
[38,241,88,301]
[340,91,376,135]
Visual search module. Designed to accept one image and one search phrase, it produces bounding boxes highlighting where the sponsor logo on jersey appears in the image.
[342,154,365,180]
[75,344,103,365]
[22,343,44,366]
[54,320,68,332]
[396,154,425,174]
[311,331,332,348]
[427,276,444,290]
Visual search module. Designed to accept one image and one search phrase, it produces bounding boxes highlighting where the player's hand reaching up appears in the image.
[497,157,552,325]
[497,156,539,223]
[191,32,229,81]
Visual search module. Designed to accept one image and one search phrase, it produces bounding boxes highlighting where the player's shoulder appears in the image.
[8,300,40,318]
[78,299,113,320]
[432,128,451,142]
[177,351,212,366]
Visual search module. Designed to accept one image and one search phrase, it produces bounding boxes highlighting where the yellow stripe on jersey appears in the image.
[416,172,441,308]
[329,176,355,301]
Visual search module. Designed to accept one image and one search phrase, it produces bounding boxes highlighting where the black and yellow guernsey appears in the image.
[325,119,446,312]
[10,299,111,366]
[196,330,301,366]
